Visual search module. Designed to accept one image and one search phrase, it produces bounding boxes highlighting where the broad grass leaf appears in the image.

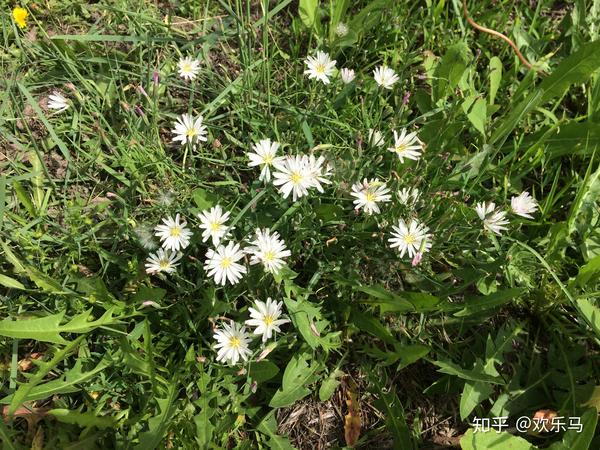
[269,352,321,408]
[48,409,115,429]
[0,274,25,290]
[489,56,503,105]
[548,408,597,450]
[298,0,318,29]
[460,429,535,450]
[135,383,178,450]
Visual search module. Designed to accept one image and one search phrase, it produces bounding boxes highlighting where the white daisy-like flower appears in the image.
[475,202,510,235]
[398,187,420,207]
[197,205,231,246]
[245,298,290,343]
[272,155,313,201]
[247,139,283,182]
[388,129,423,163]
[47,92,69,112]
[335,22,349,37]
[368,129,385,147]
[305,154,333,193]
[145,248,182,275]
[304,51,337,85]
[351,178,392,215]
[171,113,208,147]
[511,191,538,219]
[373,65,399,89]
[154,214,193,252]
[204,241,247,286]
[177,56,201,81]
[247,228,291,274]
[213,322,252,365]
[340,68,355,84]
[389,218,433,258]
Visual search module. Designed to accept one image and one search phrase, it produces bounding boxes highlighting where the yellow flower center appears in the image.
[220,257,232,269]
[159,260,170,270]
[182,62,193,73]
[263,154,273,165]
[263,315,274,326]
[229,337,240,348]
[13,7,28,29]
[290,171,303,184]
[186,127,197,138]
[365,191,376,203]
[264,251,275,262]
[170,227,181,237]
[395,144,407,154]
[210,222,221,232]
[404,234,416,245]
[315,64,326,74]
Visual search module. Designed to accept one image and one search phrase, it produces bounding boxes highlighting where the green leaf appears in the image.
[0,308,123,344]
[460,429,535,450]
[194,396,215,448]
[455,288,525,317]
[0,274,25,290]
[269,352,321,408]
[433,360,504,384]
[192,187,217,210]
[48,409,116,429]
[575,298,600,340]
[466,97,487,135]
[434,42,471,101]
[548,408,597,450]
[319,369,342,401]
[248,360,280,383]
[298,0,318,29]
[489,56,503,105]
[0,358,109,404]
[135,383,178,450]
[351,309,397,344]
[576,254,600,287]
[354,284,441,313]
[257,412,295,450]
[539,40,600,103]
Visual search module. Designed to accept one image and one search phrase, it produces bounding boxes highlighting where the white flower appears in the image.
[197,205,231,246]
[335,22,349,37]
[373,65,399,89]
[177,56,201,81]
[247,228,291,274]
[511,191,538,219]
[272,155,312,201]
[388,129,423,163]
[245,298,290,342]
[351,178,392,215]
[475,202,509,235]
[171,113,208,147]
[145,248,182,275]
[47,92,69,111]
[304,51,336,84]
[368,129,384,147]
[389,218,433,258]
[340,68,355,84]
[154,214,193,252]
[398,187,420,207]
[204,241,247,286]
[213,322,252,365]
[305,154,333,193]
[248,139,283,182]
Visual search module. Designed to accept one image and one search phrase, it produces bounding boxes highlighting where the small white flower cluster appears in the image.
[143,207,291,286]
[246,138,333,201]
[213,298,290,365]
[475,191,539,236]
[303,50,399,90]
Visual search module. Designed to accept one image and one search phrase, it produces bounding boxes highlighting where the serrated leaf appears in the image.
[48,409,115,429]
[135,383,178,450]
[269,352,321,408]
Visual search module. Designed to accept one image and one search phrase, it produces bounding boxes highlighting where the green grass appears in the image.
[1,0,600,449]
